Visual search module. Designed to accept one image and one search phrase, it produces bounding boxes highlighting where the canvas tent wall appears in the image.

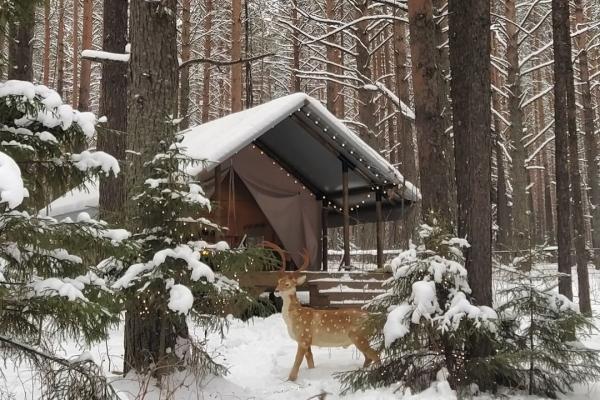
[181,93,420,270]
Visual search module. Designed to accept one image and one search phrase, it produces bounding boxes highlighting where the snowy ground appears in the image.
[4,266,600,399]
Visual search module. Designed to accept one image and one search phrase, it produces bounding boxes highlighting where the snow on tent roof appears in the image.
[180,93,420,202]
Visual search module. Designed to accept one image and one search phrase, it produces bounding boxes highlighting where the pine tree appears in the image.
[496,249,600,398]
[338,224,501,394]
[0,80,131,398]
[113,132,271,377]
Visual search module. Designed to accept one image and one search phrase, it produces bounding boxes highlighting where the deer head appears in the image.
[261,241,309,296]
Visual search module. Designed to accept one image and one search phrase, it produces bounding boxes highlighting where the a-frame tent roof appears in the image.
[180,93,419,219]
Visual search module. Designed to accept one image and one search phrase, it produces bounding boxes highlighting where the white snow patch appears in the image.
[167,284,194,314]
[0,151,27,209]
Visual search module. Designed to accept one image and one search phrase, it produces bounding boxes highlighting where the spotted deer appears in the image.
[262,242,380,381]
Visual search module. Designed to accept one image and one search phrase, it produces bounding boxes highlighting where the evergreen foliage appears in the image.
[0,80,131,399]
[496,248,600,398]
[112,132,274,376]
[337,224,501,394]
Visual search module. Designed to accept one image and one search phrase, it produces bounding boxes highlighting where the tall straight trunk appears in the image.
[355,0,376,147]
[505,0,528,248]
[72,0,80,107]
[575,0,600,265]
[78,0,93,111]
[543,145,555,244]
[448,0,492,307]
[491,59,511,249]
[179,0,192,129]
[290,0,301,93]
[201,0,213,123]
[98,0,128,221]
[7,1,34,81]
[408,0,453,228]
[325,0,341,116]
[563,7,590,313]
[393,17,416,181]
[231,0,243,112]
[125,0,180,373]
[43,0,51,85]
[56,1,66,97]
[551,0,573,300]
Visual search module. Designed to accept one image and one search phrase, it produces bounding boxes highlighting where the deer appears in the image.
[262,241,380,381]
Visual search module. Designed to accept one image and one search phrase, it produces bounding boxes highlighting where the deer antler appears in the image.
[260,241,286,274]
[296,248,310,272]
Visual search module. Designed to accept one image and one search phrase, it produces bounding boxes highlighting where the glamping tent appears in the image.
[180,93,419,270]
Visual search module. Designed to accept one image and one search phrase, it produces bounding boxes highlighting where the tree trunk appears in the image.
[290,0,301,93]
[551,0,573,300]
[98,0,128,222]
[179,0,192,129]
[7,1,34,81]
[448,0,492,307]
[575,0,600,266]
[43,0,51,85]
[72,0,80,107]
[408,0,453,229]
[563,3,590,313]
[125,0,180,373]
[78,0,93,111]
[505,0,528,248]
[355,1,376,147]
[201,0,213,123]
[231,0,243,112]
[325,0,341,117]
[56,0,66,97]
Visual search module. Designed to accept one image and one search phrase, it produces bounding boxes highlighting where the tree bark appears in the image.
[72,0,80,106]
[201,0,213,123]
[448,0,493,307]
[355,0,376,147]
[125,0,180,373]
[98,0,128,222]
[563,2,591,313]
[56,0,66,97]
[325,0,341,117]
[575,0,600,266]
[179,0,192,129]
[408,0,453,229]
[290,0,301,93]
[78,0,93,111]
[505,0,528,248]
[231,0,243,112]
[551,0,573,300]
[43,0,51,85]
[7,1,34,81]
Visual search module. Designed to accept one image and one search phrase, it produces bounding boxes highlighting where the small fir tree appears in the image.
[112,133,271,377]
[0,80,132,399]
[338,224,501,394]
[496,247,600,398]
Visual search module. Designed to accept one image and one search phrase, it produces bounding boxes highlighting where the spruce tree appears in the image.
[496,249,600,397]
[113,132,271,377]
[0,80,131,399]
[338,224,501,394]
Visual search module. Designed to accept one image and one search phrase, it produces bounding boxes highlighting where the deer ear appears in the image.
[296,275,306,285]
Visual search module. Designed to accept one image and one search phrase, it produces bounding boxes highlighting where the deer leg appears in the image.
[305,346,315,369]
[350,333,380,367]
[289,343,307,381]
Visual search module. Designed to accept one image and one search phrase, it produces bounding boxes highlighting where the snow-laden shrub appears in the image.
[0,80,132,399]
[112,134,274,377]
[495,249,600,398]
[338,224,502,394]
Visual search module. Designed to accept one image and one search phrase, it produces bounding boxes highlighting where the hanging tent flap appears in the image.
[231,147,321,268]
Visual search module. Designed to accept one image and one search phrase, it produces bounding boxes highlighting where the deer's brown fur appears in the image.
[263,241,380,381]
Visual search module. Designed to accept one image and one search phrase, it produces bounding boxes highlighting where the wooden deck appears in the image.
[234,271,390,308]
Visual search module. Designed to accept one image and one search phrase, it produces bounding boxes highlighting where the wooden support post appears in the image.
[322,199,328,271]
[214,165,222,239]
[342,162,351,268]
[376,190,384,269]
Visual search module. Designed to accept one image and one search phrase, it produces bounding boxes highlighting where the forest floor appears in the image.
[5,265,600,400]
